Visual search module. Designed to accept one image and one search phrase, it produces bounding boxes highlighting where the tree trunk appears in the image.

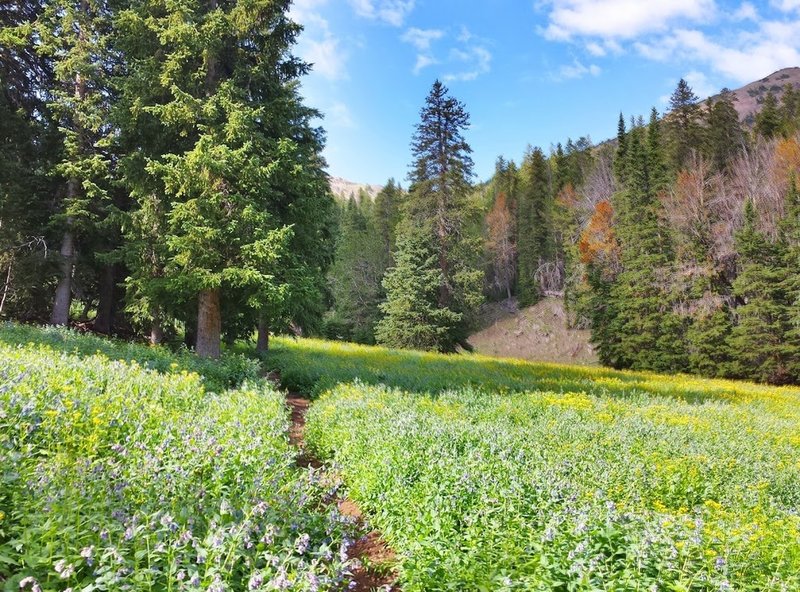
[0,261,12,316]
[256,313,269,353]
[150,320,164,345]
[94,264,116,334]
[196,288,221,359]
[51,225,75,326]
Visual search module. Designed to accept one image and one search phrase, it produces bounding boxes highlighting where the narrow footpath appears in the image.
[284,393,399,591]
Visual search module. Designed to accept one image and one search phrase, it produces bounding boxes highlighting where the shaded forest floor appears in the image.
[468,297,597,366]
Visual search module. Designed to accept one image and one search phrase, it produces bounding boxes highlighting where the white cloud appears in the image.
[349,0,415,26]
[555,59,602,80]
[683,70,718,99]
[290,0,350,81]
[637,25,800,83]
[585,41,606,56]
[402,28,445,75]
[772,0,800,12]
[733,2,758,21]
[413,54,438,74]
[401,27,493,82]
[402,27,445,51]
[540,0,800,87]
[303,36,349,81]
[541,0,716,41]
[328,102,355,128]
[443,45,492,82]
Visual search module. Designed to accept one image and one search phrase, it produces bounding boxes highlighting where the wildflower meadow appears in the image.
[0,325,358,591]
[273,337,800,591]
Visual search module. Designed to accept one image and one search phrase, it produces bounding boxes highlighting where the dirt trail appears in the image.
[283,393,399,591]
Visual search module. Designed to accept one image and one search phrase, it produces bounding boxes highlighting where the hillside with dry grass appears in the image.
[467,297,597,365]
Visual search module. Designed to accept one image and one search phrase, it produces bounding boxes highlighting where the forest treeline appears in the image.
[5,1,800,383]
[1,0,334,358]
[330,79,800,385]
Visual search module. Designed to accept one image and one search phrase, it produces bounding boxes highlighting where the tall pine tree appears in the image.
[37,0,115,326]
[388,80,482,351]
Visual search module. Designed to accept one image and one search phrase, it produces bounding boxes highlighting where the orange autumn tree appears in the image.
[578,200,620,278]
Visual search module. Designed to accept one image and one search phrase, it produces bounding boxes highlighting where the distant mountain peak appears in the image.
[709,67,800,124]
[329,177,384,201]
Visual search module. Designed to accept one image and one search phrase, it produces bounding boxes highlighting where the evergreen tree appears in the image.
[781,178,800,381]
[328,199,387,343]
[609,116,687,372]
[517,146,552,306]
[666,78,704,170]
[687,308,735,378]
[36,0,115,326]
[0,1,58,320]
[755,91,782,140]
[394,80,483,350]
[613,113,628,184]
[116,0,330,357]
[729,200,794,383]
[706,88,745,171]
[375,226,461,351]
[780,84,800,133]
[373,179,403,260]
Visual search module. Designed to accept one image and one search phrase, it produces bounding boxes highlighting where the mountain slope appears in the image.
[329,177,383,201]
[708,67,800,124]
[468,298,597,365]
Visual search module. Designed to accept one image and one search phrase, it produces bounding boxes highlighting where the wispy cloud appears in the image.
[349,0,415,27]
[443,45,492,82]
[402,28,445,74]
[290,0,350,81]
[401,26,493,82]
[541,0,716,41]
[402,27,445,51]
[539,0,800,86]
[554,59,602,81]
[328,102,356,128]
[636,24,800,83]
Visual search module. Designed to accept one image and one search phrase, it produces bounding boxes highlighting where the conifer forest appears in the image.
[3,1,800,383]
[4,2,800,591]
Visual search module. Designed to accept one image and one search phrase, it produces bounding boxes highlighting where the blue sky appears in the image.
[289,0,800,185]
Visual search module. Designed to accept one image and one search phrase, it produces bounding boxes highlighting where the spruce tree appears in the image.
[328,199,387,343]
[116,0,330,357]
[667,78,704,170]
[375,226,461,351]
[36,0,115,326]
[729,200,794,383]
[687,308,735,378]
[778,177,800,381]
[706,88,745,171]
[610,116,687,372]
[613,113,628,184]
[0,1,58,320]
[517,146,552,306]
[373,179,403,261]
[755,91,783,140]
[394,80,483,350]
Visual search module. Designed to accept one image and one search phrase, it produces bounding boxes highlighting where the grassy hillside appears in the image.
[0,324,355,591]
[268,336,800,591]
[468,297,597,365]
[267,335,795,404]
